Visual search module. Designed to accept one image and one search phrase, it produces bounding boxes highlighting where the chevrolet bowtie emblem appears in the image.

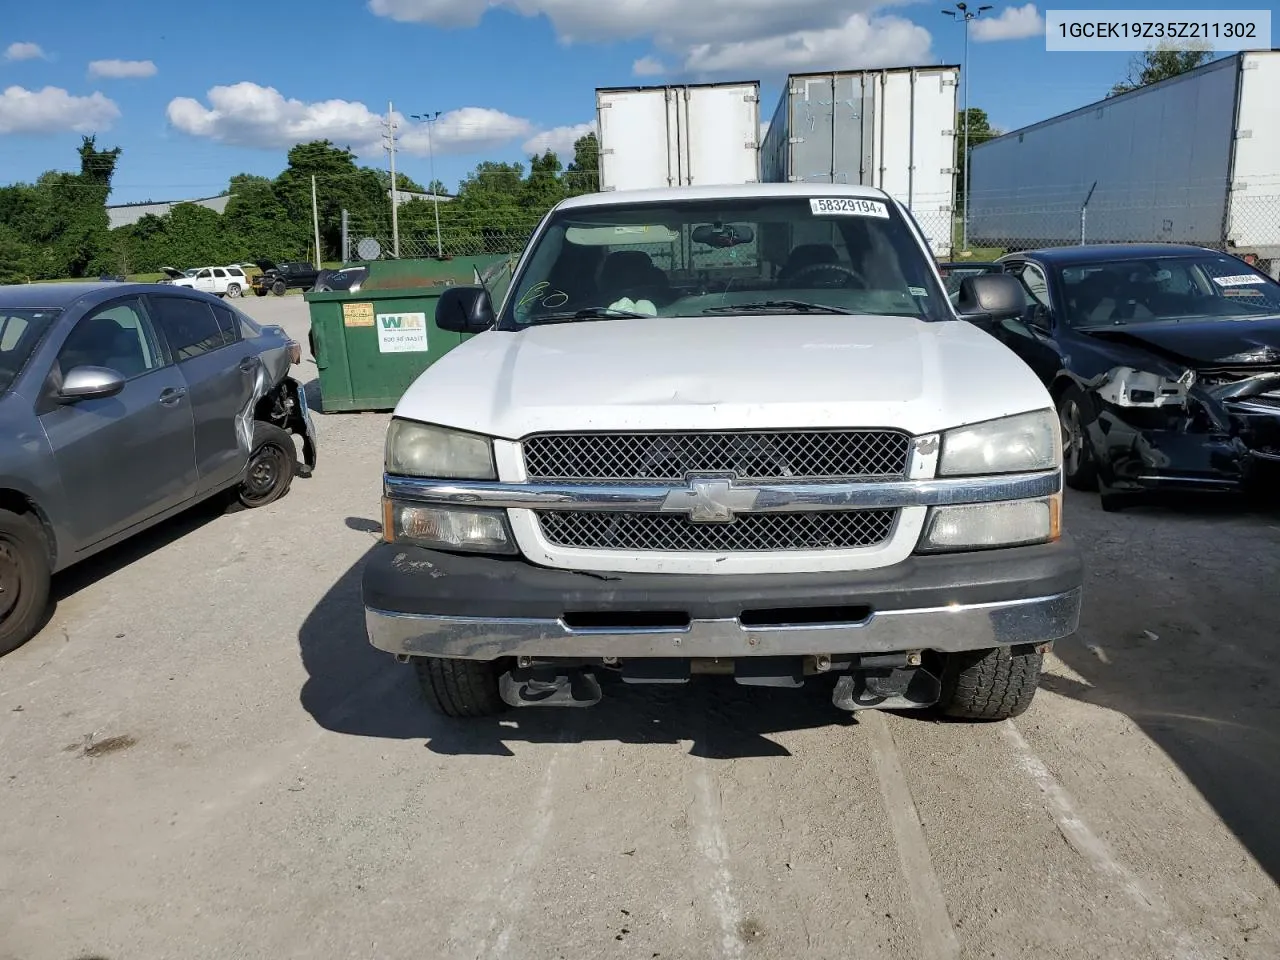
[661,476,759,523]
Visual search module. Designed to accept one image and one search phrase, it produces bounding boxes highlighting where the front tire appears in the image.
[936,645,1043,720]
[414,656,508,717]
[0,509,51,657]
[271,279,287,297]
[238,422,297,508]
[1057,384,1098,491]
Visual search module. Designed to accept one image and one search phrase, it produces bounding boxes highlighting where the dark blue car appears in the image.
[969,244,1280,509]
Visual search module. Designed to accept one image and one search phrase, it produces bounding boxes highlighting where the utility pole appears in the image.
[383,101,401,259]
[310,175,322,267]
[943,2,993,253]
[412,110,444,258]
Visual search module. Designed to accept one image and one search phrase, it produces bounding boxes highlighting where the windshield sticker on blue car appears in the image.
[1212,274,1262,287]
[908,286,929,297]
[809,198,890,219]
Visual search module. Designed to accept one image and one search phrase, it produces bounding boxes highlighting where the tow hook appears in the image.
[500,667,602,708]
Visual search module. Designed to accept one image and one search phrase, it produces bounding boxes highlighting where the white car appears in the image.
[159,265,249,298]
[362,182,1084,723]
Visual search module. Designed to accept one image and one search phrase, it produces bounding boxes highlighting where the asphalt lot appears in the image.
[2,293,1278,960]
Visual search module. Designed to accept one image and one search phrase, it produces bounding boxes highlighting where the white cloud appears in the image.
[521,121,594,156]
[0,85,120,134]
[4,41,46,61]
[399,106,534,155]
[632,56,665,77]
[684,12,931,74]
[971,3,1044,42]
[368,0,916,48]
[89,59,158,79]
[167,82,532,155]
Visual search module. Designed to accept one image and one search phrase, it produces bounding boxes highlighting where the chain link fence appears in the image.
[342,192,1280,276]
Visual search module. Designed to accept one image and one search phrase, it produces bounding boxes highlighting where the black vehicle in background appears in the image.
[252,260,320,297]
[973,243,1280,510]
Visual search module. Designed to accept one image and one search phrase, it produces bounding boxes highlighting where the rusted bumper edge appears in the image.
[361,539,1084,661]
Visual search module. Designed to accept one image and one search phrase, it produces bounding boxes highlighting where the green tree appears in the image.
[955,108,999,213]
[1109,42,1213,97]
[275,140,386,261]
[566,132,599,195]
[223,173,302,262]
[522,150,565,212]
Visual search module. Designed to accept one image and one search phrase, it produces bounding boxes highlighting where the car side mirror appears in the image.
[59,365,126,402]
[436,286,495,333]
[954,274,1026,325]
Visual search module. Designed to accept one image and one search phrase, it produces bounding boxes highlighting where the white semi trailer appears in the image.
[966,50,1280,277]
[594,82,761,192]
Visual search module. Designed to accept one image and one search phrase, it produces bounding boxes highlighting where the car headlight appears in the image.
[938,409,1059,476]
[385,419,496,479]
[917,495,1061,553]
[382,500,516,554]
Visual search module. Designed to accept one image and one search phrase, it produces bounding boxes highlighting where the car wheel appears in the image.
[227,283,242,298]
[0,509,51,657]
[936,645,1043,720]
[1057,384,1099,492]
[413,656,508,717]
[271,279,287,297]
[238,422,298,508]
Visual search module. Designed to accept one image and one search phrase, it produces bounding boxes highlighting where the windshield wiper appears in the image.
[701,299,851,315]
[527,307,653,325]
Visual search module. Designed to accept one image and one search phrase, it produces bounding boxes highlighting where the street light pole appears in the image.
[412,111,444,259]
[943,2,993,253]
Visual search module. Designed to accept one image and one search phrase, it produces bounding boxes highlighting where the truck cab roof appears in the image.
[555,182,895,212]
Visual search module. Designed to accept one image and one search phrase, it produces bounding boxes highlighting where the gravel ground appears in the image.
[1,295,1278,960]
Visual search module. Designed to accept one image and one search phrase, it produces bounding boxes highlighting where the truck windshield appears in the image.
[0,309,59,394]
[1060,255,1280,327]
[498,196,950,328]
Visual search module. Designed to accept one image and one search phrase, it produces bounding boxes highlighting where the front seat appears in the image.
[779,244,840,281]
[63,319,146,379]
[599,250,671,303]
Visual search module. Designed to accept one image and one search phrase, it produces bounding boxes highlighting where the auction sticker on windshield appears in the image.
[810,198,890,218]
[1212,274,1264,287]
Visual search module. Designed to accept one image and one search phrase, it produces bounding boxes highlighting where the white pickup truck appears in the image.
[362,183,1084,721]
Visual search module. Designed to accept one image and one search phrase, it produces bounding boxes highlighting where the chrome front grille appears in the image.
[537,509,898,552]
[522,430,912,483]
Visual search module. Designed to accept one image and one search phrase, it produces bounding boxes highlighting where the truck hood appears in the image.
[396,314,1052,438]
[1081,316,1280,368]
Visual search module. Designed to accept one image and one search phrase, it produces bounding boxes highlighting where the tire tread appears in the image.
[938,646,1042,720]
[414,657,507,717]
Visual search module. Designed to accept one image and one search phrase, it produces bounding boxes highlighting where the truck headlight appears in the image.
[385,419,496,479]
[938,409,1059,476]
[918,495,1061,553]
[382,500,517,554]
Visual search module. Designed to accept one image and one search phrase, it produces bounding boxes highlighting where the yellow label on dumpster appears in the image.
[342,302,375,327]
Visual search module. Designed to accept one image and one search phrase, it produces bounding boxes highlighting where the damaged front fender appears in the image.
[1084,360,1280,491]
[238,345,318,479]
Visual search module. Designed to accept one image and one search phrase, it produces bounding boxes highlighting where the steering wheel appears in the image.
[785,261,869,289]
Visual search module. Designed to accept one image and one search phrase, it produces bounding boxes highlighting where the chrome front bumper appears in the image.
[366,587,1081,661]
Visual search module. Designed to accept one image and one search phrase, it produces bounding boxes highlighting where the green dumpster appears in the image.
[304,255,513,413]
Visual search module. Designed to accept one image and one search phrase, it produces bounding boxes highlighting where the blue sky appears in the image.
[1,1,1274,205]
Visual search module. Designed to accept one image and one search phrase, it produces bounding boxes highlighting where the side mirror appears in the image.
[436,286,495,333]
[955,274,1026,324]
[59,365,126,402]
